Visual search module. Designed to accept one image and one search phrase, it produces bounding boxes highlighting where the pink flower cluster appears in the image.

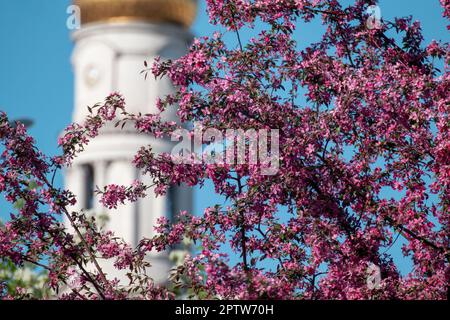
[98,180,147,209]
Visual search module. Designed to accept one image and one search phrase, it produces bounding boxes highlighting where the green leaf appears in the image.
[272,223,282,232]
[28,180,38,190]
[197,290,208,299]
[13,198,25,210]
[197,264,205,272]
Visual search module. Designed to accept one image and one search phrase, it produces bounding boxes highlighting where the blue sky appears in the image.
[0,1,448,274]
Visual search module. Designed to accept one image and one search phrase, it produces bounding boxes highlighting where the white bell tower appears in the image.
[65,0,196,284]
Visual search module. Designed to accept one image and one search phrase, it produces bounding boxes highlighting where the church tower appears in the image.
[65,0,196,283]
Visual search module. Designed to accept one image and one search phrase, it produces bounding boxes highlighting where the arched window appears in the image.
[83,164,95,210]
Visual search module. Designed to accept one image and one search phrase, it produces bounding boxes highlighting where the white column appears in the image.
[93,160,108,214]
[105,159,137,246]
[65,164,88,213]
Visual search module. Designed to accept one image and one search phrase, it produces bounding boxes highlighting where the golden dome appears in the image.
[74,0,197,28]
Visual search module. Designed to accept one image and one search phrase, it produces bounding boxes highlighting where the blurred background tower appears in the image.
[65,0,196,284]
